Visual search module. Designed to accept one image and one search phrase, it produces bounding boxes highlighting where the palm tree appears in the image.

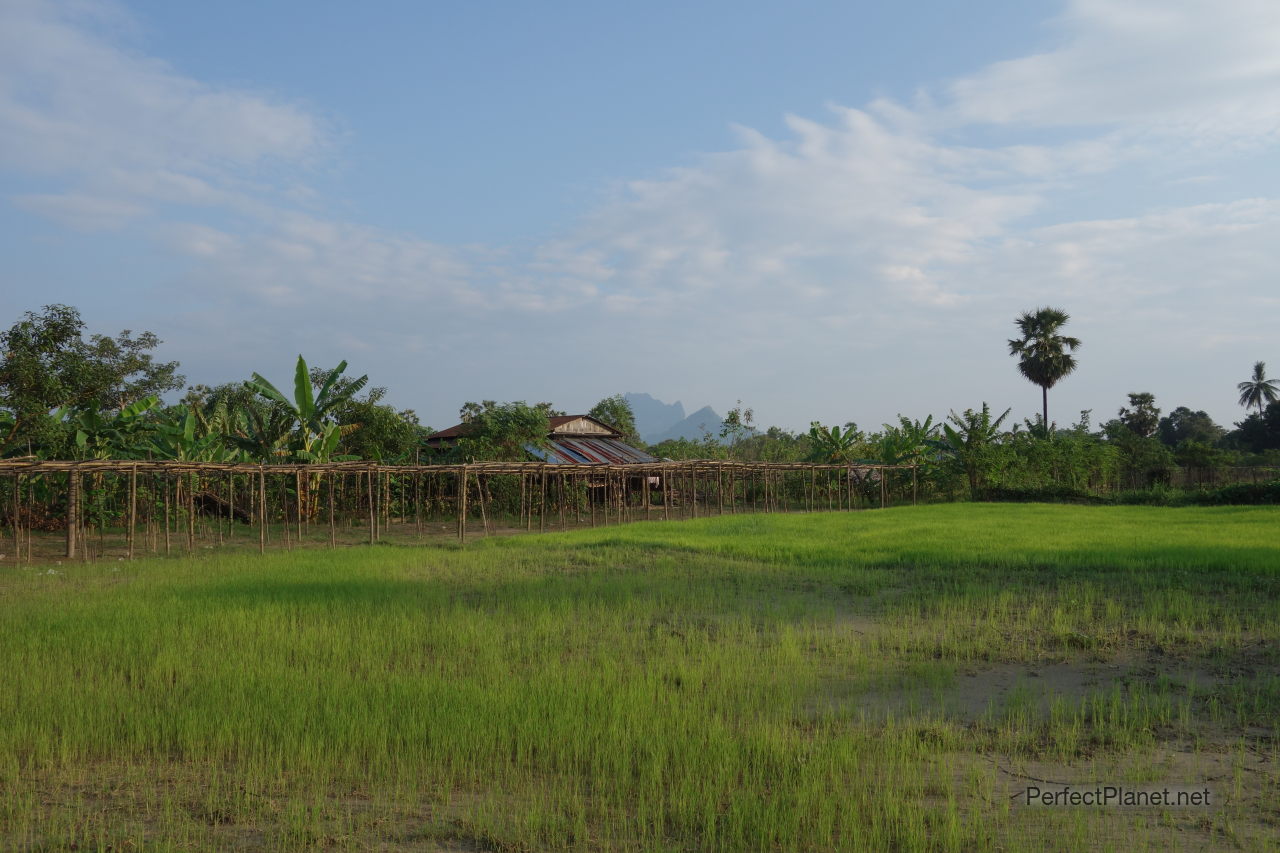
[1237,361,1279,416]
[1008,307,1081,430]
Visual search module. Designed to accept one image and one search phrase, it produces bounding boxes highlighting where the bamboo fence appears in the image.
[0,459,918,563]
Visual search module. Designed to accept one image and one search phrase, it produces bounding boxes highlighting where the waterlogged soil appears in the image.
[826,659,1220,724]
[805,646,1279,851]
[6,767,507,852]
[980,746,1278,852]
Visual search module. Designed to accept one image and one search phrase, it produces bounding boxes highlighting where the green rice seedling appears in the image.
[2,504,1278,850]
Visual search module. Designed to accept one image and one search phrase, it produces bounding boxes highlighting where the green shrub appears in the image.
[982,485,1107,504]
[1189,480,1280,506]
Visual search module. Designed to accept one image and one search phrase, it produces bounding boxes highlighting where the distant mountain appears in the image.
[648,405,725,445]
[624,392,686,443]
[624,393,727,445]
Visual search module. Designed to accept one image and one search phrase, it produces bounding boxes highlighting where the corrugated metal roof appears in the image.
[525,437,657,464]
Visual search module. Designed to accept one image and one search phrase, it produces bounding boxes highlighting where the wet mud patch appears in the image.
[961,744,1280,852]
[807,659,1208,725]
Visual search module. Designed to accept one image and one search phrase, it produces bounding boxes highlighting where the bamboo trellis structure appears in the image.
[0,459,918,563]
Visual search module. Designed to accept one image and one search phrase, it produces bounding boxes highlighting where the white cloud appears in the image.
[13,191,145,230]
[159,215,471,309]
[4,0,1280,429]
[541,105,1041,327]
[0,0,326,230]
[947,0,1280,143]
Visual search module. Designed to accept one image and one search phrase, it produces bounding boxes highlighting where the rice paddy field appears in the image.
[2,504,1278,851]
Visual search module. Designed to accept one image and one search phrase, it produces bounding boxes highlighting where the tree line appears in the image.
[0,305,423,464]
[3,304,1278,501]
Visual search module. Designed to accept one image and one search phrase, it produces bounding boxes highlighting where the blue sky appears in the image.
[2,0,1279,432]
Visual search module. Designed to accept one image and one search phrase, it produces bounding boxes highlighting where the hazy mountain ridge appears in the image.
[625,393,725,444]
[624,393,685,442]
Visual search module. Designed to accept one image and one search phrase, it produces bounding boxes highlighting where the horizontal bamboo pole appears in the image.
[0,458,915,476]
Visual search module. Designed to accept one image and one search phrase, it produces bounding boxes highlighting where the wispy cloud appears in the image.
[0,0,325,229]
[13,191,146,230]
[0,0,324,174]
[946,0,1280,142]
[3,0,1278,427]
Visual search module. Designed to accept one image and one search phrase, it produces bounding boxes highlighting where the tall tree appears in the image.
[447,401,551,461]
[1157,407,1224,447]
[1226,401,1280,453]
[322,377,424,462]
[1007,307,1081,430]
[0,304,183,452]
[588,394,642,446]
[1117,392,1160,438]
[719,400,756,449]
[1237,361,1279,415]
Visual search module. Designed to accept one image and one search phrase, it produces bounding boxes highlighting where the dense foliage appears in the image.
[0,306,432,464]
[2,303,1277,503]
[0,305,183,454]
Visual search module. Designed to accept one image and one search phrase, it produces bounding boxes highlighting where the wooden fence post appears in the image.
[186,472,196,551]
[458,465,469,544]
[718,464,725,515]
[540,468,547,533]
[558,473,567,529]
[65,466,79,559]
[127,464,137,559]
[368,468,377,545]
[478,474,489,536]
[258,466,266,554]
[12,473,22,563]
[691,467,698,516]
[328,472,337,549]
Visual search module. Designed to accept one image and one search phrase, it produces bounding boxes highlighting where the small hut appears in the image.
[426,415,657,507]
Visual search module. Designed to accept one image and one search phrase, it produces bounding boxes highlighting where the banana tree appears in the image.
[244,356,367,462]
[149,407,238,463]
[875,415,939,466]
[296,422,359,463]
[228,404,293,462]
[146,406,242,545]
[53,396,160,541]
[930,404,1011,499]
[807,422,864,463]
[870,416,939,499]
[61,395,161,460]
[245,356,367,520]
